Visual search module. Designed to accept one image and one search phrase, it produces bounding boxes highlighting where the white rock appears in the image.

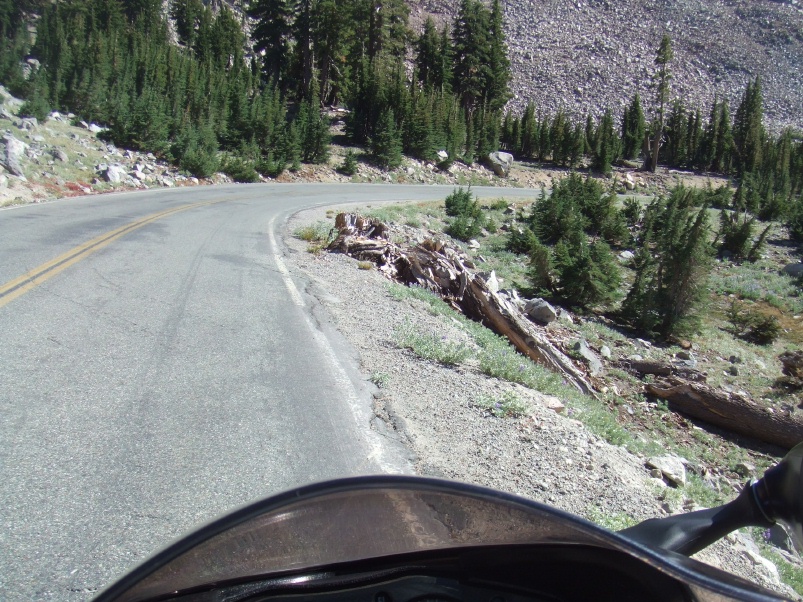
[101,164,126,183]
[487,151,514,177]
[479,270,500,293]
[646,456,687,486]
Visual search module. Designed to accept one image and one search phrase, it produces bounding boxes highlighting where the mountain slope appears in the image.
[407,0,802,129]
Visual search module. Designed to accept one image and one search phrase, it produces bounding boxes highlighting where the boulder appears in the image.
[467,239,481,249]
[20,117,38,131]
[51,149,68,162]
[600,345,612,359]
[487,151,514,177]
[624,172,636,190]
[89,123,105,134]
[100,164,126,183]
[781,262,803,278]
[524,298,558,324]
[619,250,635,261]
[1,133,27,179]
[646,455,687,486]
[572,339,603,376]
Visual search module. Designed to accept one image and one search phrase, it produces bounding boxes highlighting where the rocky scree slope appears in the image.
[408,0,803,131]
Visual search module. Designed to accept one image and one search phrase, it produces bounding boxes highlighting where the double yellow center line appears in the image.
[0,199,224,309]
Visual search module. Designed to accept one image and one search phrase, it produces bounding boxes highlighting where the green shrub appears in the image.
[256,151,286,178]
[444,187,481,218]
[446,214,484,242]
[727,301,781,345]
[338,150,358,176]
[623,197,642,228]
[222,156,259,183]
[507,225,540,255]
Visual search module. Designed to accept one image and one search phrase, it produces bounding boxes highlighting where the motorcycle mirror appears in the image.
[621,442,803,556]
[752,442,803,551]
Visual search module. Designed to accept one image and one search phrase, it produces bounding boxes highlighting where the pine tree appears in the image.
[296,99,330,163]
[713,100,734,174]
[648,34,673,173]
[519,103,536,158]
[486,0,510,111]
[734,77,765,177]
[621,93,646,161]
[663,99,688,167]
[415,17,440,90]
[372,107,402,169]
[248,0,293,87]
[171,0,202,48]
[622,187,714,336]
[592,108,617,175]
[452,0,489,113]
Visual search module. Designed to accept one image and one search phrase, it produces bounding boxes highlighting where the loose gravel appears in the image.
[284,204,797,598]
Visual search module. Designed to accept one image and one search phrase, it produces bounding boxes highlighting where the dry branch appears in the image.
[646,376,803,450]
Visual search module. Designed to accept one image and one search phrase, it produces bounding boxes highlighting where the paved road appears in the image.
[0,183,540,600]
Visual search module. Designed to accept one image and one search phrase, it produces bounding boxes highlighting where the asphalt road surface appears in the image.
[0,183,540,600]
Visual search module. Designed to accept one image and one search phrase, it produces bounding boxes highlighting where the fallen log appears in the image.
[645,376,803,450]
[328,213,595,395]
[619,359,707,382]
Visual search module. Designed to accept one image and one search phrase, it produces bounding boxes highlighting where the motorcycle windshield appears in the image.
[104,477,616,601]
[99,476,781,602]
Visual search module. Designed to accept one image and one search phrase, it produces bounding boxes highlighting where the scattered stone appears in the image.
[51,149,68,162]
[676,350,693,360]
[619,250,635,261]
[538,394,565,414]
[20,117,38,131]
[572,339,603,376]
[636,338,651,349]
[88,123,104,134]
[735,462,755,478]
[557,309,574,325]
[467,239,481,249]
[600,345,612,359]
[646,455,687,487]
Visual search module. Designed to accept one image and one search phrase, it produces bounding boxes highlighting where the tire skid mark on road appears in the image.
[0,200,227,309]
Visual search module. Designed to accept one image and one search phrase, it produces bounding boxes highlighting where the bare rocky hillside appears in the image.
[408,0,803,131]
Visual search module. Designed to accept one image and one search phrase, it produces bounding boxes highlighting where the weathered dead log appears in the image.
[645,376,803,450]
[328,213,595,395]
[619,359,707,383]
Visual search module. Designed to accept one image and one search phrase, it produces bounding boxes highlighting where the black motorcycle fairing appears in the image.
[93,476,788,602]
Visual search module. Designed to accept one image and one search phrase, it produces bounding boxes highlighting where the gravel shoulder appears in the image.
[284,202,797,598]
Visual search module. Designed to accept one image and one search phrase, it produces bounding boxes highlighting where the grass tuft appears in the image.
[474,390,528,417]
[394,321,473,366]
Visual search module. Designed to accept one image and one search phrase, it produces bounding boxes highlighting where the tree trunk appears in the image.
[645,376,803,450]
